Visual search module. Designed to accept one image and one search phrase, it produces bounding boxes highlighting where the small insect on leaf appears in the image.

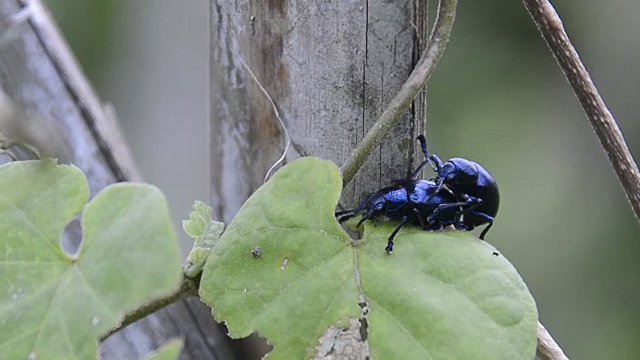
[199,157,538,360]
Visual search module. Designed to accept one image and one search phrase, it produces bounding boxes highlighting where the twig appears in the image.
[522,0,640,221]
[339,0,458,187]
[521,1,640,358]
[100,276,200,341]
[536,322,569,360]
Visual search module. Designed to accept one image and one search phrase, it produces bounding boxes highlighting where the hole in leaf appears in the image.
[60,215,82,256]
[359,317,369,341]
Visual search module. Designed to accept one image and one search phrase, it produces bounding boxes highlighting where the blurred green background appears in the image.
[45,0,640,359]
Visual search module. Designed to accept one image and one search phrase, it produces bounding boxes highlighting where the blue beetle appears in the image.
[335,179,457,252]
[414,135,500,240]
[335,138,459,252]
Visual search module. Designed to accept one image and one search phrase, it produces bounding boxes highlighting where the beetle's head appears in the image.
[440,158,478,186]
[365,194,385,213]
[355,194,385,228]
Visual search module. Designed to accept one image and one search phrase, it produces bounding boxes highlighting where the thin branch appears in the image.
[536,322,569,360]
[522,1,640,358]
[522,0,640,221]
[340,0,458,187]
[100,276,200,341]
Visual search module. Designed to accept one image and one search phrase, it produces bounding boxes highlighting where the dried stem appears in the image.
[521,0,640,358]
[340,0,457,187]
[522,0,640,221]
[536,322,569,360]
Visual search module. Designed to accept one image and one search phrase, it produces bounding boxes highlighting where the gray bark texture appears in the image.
[0,1,235,359]
[210,0,428,226]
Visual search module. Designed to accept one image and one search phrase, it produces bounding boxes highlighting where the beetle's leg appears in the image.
[451,196,483,229]
[357,202,386,229]
[453,221,473,231]
[459,210,495,240]
[356,215,368,228]
[429,155,446,192]
[357,207,378,228]
[412,208,430,230]
[427,201,467,225]
[413,208,428,229]
[385,215,408,253]
[478,222,494,240]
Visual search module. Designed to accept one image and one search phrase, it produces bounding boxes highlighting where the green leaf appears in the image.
[143,339,183,360]
[184,246,213,279]
[360,224,536,359]
[183,201,224,246]
[199,157,538,359]
[0,159,183,359]
[183,201,225,278]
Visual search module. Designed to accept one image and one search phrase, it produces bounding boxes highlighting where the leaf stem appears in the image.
[339,0,458,187]
[522,0,640,222]
[536,322,569,360]
[100,275,200,341]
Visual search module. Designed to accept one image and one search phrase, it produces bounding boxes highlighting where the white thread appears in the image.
[239,56,291,183]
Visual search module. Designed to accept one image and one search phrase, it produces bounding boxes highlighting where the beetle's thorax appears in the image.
[441,158,479,186]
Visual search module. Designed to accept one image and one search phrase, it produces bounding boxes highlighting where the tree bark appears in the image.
[0,1,235,359]
[210,0,425,356]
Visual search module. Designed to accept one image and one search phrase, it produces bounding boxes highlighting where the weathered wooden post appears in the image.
[210,1,428,222]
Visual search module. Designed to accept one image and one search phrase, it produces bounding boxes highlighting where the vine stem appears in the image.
[522,1,640,359]
[522,0,640,221]
[339,0,457,187]
[100,276,200,341]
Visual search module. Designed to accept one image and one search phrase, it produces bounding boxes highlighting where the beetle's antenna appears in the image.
[411,135,432,179]
[239,56,291,183]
